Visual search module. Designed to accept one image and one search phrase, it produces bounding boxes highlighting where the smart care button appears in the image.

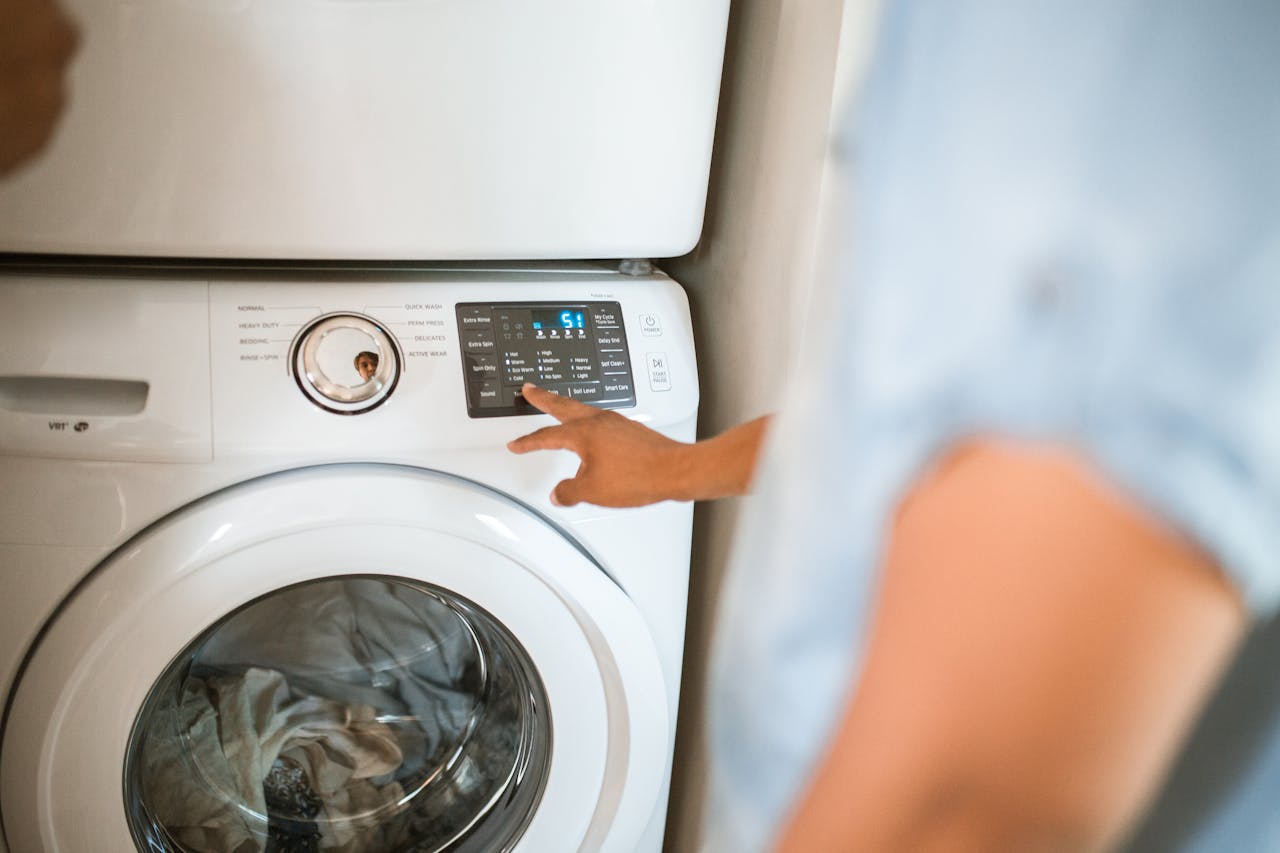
[602,379,634,398]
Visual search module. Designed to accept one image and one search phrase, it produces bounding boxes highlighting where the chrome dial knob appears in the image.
[292,313,401,414]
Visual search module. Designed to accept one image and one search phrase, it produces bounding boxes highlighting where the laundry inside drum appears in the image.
[123,577,552,853]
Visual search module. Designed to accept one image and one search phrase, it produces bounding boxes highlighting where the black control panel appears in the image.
[456,302,637,418]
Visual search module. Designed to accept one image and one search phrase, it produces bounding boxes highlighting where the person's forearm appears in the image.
[774,440,1243,853]
[509,384,772,507]
[668,416,771,502]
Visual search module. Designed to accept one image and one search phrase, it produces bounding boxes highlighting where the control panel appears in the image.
[0,271,698,461]
[456,302,637,418]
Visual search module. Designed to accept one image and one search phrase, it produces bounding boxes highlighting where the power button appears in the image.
[638,313,662,337]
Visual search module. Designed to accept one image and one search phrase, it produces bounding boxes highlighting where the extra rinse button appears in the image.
[646,352,671,392]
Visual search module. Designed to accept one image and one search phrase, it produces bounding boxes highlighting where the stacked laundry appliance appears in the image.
[0,3,729,851]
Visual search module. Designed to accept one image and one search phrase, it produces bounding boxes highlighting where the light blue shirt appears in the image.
[704,1,1280,850]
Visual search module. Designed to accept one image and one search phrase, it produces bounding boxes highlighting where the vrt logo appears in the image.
[73,422,89,433]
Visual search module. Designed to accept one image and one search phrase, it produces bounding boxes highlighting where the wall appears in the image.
[661,1,881,849]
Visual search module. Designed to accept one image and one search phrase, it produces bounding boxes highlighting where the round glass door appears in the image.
[124,577,551,853]
[1,465,667,853]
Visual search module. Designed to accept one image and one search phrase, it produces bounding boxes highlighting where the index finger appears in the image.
[520,383,598,423]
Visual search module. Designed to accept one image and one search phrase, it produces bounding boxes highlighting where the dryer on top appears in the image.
[0,1,730,260]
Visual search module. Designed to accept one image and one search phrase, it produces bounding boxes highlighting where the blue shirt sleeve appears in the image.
[704,1,1280,850]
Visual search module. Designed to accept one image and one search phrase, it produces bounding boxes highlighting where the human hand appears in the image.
[506,383,692,508]
[0,0,78,178]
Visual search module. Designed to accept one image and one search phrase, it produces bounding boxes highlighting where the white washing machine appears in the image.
[0,263,699,853]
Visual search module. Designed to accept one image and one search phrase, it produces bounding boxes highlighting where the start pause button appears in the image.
[646,352,671,392]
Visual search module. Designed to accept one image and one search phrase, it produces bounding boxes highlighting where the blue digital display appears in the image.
[531,308,586,330]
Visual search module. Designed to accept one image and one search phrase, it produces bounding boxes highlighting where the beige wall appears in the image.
[661,1,880,850]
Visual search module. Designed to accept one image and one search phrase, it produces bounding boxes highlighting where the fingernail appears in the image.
[549,491,563,507]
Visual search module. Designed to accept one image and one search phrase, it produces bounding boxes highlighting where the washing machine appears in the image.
[0,262,699,852]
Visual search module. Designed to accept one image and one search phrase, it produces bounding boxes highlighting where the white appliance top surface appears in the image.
[0,0,729,260]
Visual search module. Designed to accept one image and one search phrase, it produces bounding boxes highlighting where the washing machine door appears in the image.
[0,465,667,853]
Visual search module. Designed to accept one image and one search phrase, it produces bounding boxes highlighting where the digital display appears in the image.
[530,309,586,330]
[456,301,636,418]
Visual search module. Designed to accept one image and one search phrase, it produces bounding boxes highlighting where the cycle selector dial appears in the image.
[292,313,401,414]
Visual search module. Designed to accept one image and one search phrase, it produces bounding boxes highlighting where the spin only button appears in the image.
[464,353,499,381]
